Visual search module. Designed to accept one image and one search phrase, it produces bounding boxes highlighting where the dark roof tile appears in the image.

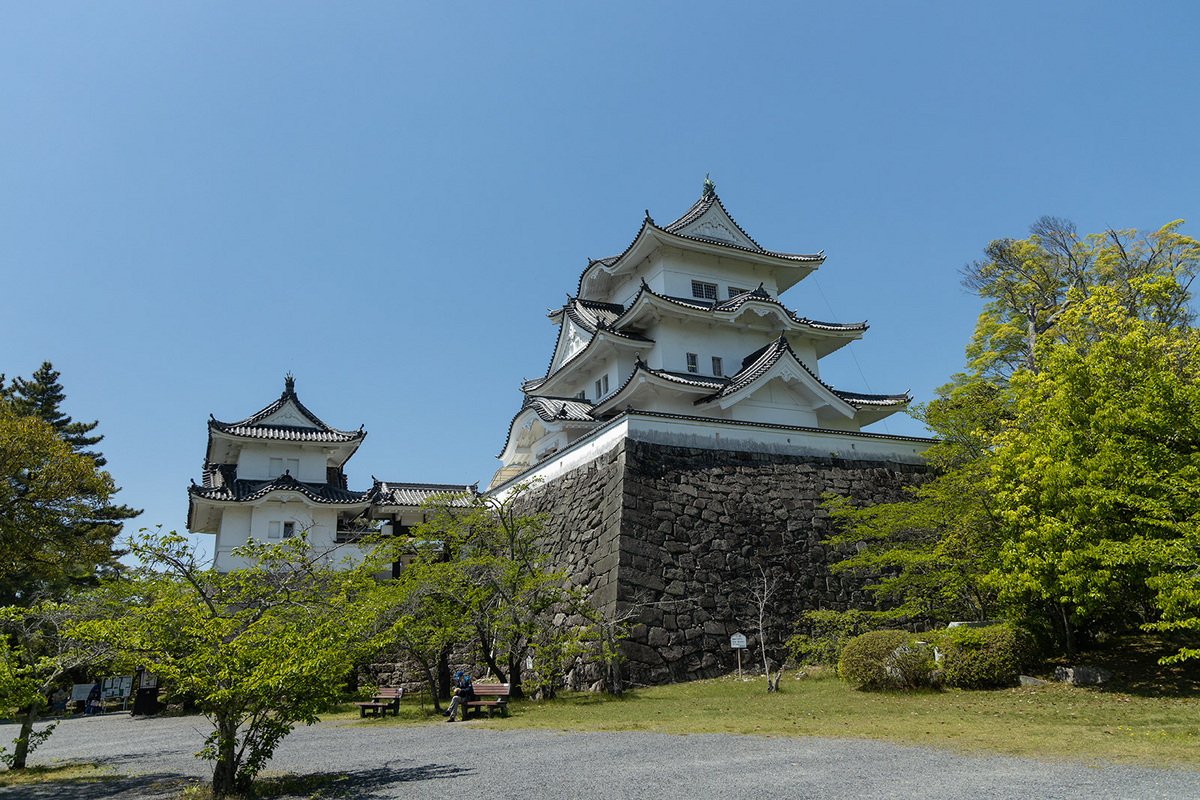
[209,378,364,444]
[189,472,371,505]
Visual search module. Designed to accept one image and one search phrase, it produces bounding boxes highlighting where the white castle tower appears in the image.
[492,180,919,490]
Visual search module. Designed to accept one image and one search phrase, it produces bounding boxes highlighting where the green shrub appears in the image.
[838,630,933,689]
[887,641,937,689]
[935,623,1034,689]
[786,609,878,666]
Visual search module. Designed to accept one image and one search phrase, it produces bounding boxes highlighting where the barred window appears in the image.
[691,281,718,300]
[687,353,699,373]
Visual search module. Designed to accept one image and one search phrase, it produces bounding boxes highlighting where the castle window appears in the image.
[728,286,747,298]
[594,375,609,398]
[712,357,723,376]
[267,521,295,540]
[687,353,699,373]
[691,281,718,300]
[575,390,585,400]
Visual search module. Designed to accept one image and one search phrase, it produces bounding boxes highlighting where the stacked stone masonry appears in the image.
[515,438,929,686]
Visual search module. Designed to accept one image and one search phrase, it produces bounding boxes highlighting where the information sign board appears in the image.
[730,633,747,649]
[102,676,133,699]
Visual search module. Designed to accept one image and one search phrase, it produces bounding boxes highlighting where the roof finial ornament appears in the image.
[702,173,716,199]
[284,373,295,394]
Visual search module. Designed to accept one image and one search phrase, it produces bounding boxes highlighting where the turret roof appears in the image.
[612,281,868,334]
[370,480,477,507]
[576,188,824,296]
[208,376,365,444]
[495,395,599,459]
[188,471,371,505]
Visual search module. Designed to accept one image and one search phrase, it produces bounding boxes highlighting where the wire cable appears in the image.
[811,276,891,434]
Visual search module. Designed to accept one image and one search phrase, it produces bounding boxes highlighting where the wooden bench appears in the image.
[355,687,404,718]
[465,683,510,719]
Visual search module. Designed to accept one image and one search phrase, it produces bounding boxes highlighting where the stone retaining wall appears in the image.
[516,438,929,685]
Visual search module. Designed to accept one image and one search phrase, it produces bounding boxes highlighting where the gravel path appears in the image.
[3,712,1195,799]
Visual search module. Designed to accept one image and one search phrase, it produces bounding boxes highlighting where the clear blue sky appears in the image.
[3,2,1198,554]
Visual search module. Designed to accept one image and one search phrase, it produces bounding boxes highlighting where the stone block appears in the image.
[648,627,671,647]
[1054,666,1113,685]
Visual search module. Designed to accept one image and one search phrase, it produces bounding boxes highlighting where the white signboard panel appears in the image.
[730,633,747,649]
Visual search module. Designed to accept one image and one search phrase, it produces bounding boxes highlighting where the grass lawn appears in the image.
[335,634,1200,769]
[487,672,1200,767]
[0,762,117,787]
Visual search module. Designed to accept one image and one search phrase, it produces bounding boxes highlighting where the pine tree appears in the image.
[4,362,105,465]
[1,362,141,601]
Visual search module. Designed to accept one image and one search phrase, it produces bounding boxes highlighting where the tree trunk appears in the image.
[421,662,442,713]
[508,653,524,699]
[436,646,452,700]
[10,706,36,769]
[477,624,506,683]
[211,716,240,798]
[1059,603,1076,656]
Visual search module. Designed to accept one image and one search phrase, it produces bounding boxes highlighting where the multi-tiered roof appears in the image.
[492,182,910,488]
[188,377,475,569]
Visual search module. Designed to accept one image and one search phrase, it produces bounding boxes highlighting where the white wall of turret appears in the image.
[235,442,330,483]
[212,501,353,572]
[606,248,781,307]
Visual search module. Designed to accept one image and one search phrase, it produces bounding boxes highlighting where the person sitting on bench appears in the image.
[444,671,474,722]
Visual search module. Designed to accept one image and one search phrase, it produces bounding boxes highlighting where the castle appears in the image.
[188,181,933,681]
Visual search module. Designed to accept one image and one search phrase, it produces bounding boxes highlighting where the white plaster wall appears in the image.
[215,502,358,572]
[236,443,329,482]
[489,413,933,501]
[729,389,821,427]
[653,250,778,300]
[643,321,778,377]
[215,506,252,551]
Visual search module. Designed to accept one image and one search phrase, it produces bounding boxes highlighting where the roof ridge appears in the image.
[212,377,364,439]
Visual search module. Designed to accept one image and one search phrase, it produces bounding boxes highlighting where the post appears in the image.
[730,632,747,680]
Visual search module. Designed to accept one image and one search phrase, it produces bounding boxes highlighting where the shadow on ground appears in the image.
[261,764,472,798]
[0,763,471,800]
[0,772,190,799]
[1046,634,1200,698]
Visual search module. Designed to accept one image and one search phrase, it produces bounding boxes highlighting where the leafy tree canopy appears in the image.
[0,404,116,603]
[961,218,1198,381]
[988,289,1200,656]
[828,219,1200,663]
[369,485,592,700]
[0,362,139,601]
[76,529,383,797]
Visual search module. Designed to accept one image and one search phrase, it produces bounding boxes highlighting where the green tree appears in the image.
[0,404,116,603]
[360,545,473,712]
[0,595,124,770]
[1,362,140,601]
[77,529,381,797]
[961,219,1199,381]
[826,219,1200,661]
[825,380,1007,625]
[409,485,590,699]
[988,290,1200,657]
[3,363,105,463]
